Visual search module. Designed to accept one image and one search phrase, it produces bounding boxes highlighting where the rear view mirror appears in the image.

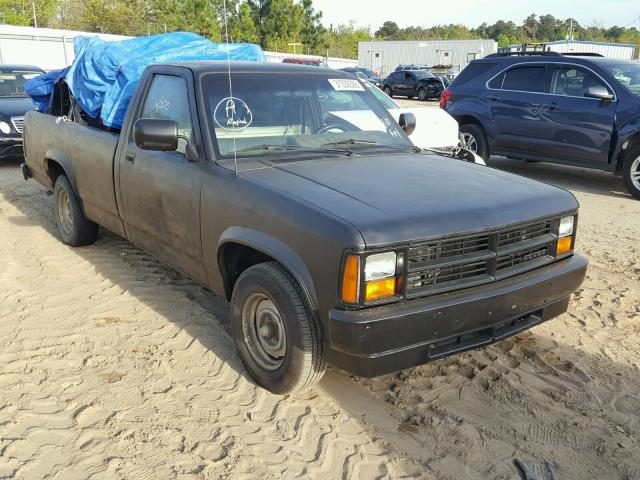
[134,118,178,151]
[398,112,416,136]
[584,85,614,101]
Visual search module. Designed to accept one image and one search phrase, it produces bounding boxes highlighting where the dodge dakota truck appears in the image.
[22,62,588,394]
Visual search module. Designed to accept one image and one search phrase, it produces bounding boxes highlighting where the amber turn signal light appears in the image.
[556,236,573,256]
[341,255,360,304]
[365,277,397,302]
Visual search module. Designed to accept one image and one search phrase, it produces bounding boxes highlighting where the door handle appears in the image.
[485,94,499,101]
[125,152,135,164]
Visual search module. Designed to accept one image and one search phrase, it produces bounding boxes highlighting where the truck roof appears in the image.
[0,64,44,72]
[157,61,347,75]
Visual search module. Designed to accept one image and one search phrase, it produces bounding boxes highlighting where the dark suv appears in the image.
[441,53,640,199]
[382,70,445,101]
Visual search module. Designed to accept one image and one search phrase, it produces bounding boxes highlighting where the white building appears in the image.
[0,24,357,71]
[358,39,498,76]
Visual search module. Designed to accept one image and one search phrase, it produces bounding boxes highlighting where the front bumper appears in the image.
[327,254,588,377]
[0,137,23,158]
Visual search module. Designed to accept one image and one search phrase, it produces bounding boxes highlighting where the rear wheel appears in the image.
[622,146,640,200]
[53,175,98,246]
[459,124,489,161]
[231,262,326,395]
[383,86,393,97]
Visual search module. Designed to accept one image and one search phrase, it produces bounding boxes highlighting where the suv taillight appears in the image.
[440,89,452,109]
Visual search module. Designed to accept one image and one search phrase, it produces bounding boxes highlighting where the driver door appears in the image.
[118,71,206,281]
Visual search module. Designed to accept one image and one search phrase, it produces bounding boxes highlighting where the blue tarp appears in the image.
[26,32,266,128]
[24,67,69,112]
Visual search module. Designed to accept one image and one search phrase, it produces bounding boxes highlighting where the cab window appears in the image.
[139,74,193,154]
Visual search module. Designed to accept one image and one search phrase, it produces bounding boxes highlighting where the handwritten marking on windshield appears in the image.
[214,96,253,130]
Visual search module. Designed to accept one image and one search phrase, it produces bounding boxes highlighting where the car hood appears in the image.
[0,97,33,118]
[242,153,579,247]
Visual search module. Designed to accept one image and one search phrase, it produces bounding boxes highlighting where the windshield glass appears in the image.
[601,62,640,97]
[202,73,412,158]
[412,70,436,79]
[0,69,42,97]
[359,68,376,77]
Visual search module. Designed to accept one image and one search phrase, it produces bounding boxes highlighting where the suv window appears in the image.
[489,66,546,93]
[550,66,611,98]
[388,72,402,81]
[139,75,192,154]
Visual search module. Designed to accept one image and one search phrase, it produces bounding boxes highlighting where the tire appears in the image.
[622,145,640,200]
[459,124,489,161]
[383,86,393,97]
[417,88,428,101]
[231,262,326,395]
[53,175,98,246]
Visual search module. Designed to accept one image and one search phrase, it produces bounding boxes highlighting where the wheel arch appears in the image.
[617,131,640,173]
[217,227,318,311]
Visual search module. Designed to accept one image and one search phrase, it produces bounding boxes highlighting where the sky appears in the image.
[315,0,640,31]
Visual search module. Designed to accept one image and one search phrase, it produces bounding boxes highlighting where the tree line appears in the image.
[1,1,638,59]
[376,14,640,49]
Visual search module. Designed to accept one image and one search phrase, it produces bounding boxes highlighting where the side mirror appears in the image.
[134,118,178,151]
[584,85,614,101]
[398,112,416,136]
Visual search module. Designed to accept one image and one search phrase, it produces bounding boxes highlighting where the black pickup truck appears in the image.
[22,62,587,394]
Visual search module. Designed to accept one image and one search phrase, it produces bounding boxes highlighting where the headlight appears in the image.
[558,216,574,237]
[556,215,575,256]
[365,252,396,281]
[0,121,10,134]
[341,251,400,304]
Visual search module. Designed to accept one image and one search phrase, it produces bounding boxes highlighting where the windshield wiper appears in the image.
[321,139,379,147]
[234,144,310,154]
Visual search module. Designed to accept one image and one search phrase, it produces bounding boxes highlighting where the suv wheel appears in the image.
[417,88,428,101]
[231,262,326,394]
[622,145,640,200]
[383,86,393,97]
[459,124,489,161]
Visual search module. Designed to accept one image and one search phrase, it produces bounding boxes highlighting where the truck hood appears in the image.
[0,97,33,118]
[242,153,579,247]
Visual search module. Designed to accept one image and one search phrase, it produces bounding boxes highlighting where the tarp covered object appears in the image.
[67,32,266,128]
[24,67,69,112]
[26,32,265,128]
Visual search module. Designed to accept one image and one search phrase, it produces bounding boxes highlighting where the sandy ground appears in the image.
[0,149,639,479]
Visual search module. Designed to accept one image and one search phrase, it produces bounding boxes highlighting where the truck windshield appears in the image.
[202,72,412,158]
[0,69,42,97]
[601,63,640,98]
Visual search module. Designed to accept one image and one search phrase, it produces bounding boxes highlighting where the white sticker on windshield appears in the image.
[213,97,253,130]
[328,78,365,91]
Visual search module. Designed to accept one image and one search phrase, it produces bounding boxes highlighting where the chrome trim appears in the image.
[484,61,618,102]
[11,116,24,134]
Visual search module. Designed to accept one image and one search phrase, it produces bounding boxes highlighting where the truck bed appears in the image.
[24,111,125,236]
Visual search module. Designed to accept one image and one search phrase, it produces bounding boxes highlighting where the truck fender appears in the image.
[44,148,76,192]
[217,226,318,312]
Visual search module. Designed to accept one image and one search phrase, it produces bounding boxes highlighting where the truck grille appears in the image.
[11,116,24,134]
[406,218,556,299]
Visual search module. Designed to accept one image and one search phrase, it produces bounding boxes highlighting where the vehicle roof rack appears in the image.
[485,51,563,58]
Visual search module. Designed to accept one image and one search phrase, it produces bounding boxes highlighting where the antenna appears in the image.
[222,0,238,175]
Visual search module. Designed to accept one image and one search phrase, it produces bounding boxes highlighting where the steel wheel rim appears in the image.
[57,188,73,236]
[460,133,478,153]
[384,87,391,96]
[631,156,640,190]
[241,293,286,371]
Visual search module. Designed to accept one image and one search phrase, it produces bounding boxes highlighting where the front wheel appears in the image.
[459,124,489,162]
[417,88,428,101]
[231,262,326,395]
[622,146,640,200]
[53,175,98,246]
[383,86,393,97]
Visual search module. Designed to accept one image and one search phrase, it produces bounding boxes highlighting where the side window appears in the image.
[139,75,192,155]
[501,66,546,93]
[405,72,414,81]
[488,71,505,89]
[551,67,611,97]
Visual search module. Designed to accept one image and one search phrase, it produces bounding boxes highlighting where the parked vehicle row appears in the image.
[441,52,640,199]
